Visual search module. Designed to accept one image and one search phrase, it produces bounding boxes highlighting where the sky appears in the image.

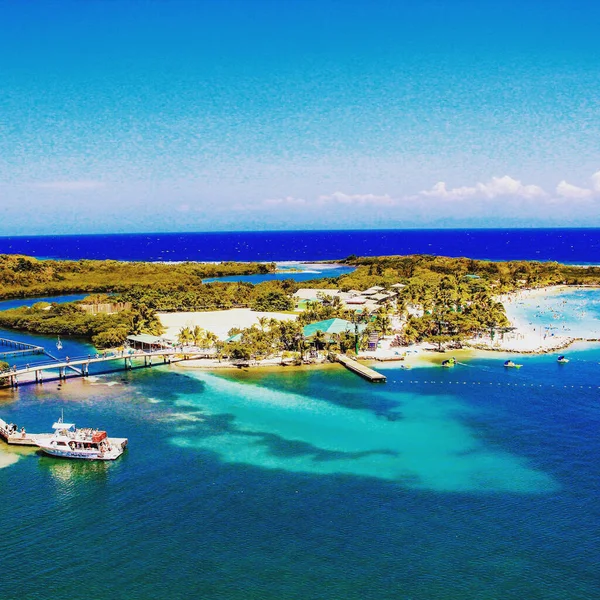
[0,0,599,234]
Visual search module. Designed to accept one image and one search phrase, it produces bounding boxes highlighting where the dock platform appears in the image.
[336,354,387,382]
[0,418,51,446]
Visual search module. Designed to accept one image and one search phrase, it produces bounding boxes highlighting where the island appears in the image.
[1,253,599,381]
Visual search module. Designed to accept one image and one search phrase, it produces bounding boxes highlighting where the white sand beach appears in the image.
[157,308,298,341]
[468,285,600,353]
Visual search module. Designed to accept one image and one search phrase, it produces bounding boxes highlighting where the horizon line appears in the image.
[2,226,600,239]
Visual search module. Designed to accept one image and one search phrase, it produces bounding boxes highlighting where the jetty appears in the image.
[0,337,44,360]
[0,348,211,388]
[336,354,387,382]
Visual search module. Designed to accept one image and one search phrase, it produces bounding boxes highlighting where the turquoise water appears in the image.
[1,294,600,599]
[202,262,355,283]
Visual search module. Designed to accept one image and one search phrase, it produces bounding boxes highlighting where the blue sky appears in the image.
[1,0,599,234]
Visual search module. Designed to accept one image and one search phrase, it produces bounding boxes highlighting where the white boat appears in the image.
[35,417,128,461]
[56,336,63,350]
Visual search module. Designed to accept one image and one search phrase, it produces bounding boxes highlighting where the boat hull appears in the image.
[35,439,127,461]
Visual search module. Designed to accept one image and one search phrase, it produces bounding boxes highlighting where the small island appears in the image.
[1,253,599,381]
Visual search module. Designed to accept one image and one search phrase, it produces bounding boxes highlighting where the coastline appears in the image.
[479,284,600,354]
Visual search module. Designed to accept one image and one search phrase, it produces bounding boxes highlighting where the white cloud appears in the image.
[30,180,105,191]
[243,170,600,217]
[263,196,306,206]
[418,182,477,201]
[318,191,395,205]
[231,196,307,212]
[555,170,600,200]
[417,176,547,201]
[556,181,594,199]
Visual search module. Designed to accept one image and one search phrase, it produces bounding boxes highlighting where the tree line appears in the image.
[0,300,164,349]
[1,253,598,353]
[0,254,276,300]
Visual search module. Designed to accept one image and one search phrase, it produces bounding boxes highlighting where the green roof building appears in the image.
[224,333,243,343]
[302,318,366,338]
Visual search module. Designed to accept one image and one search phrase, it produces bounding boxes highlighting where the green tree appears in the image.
[251,290,293,312]
[178,326,193,346]
[92,326,129,348]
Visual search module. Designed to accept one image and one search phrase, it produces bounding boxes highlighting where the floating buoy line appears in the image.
[388,380,600,390]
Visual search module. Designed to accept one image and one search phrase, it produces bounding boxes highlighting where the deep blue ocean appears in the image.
[1,233,600,600]
[1,228,600,262]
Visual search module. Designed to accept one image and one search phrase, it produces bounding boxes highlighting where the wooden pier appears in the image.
[336,354,387,382]
[0,349,211,388]
[0,337,45,360]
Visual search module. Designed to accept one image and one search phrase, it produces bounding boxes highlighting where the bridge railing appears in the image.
[0,347,216,377]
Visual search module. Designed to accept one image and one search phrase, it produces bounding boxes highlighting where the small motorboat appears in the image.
[56,336,63,351]
[504,360,523,369]
[557,355,569,364]
[442,358,456,368]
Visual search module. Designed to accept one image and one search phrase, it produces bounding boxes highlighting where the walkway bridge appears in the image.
[0,348,212,388]
[0,337,45,360]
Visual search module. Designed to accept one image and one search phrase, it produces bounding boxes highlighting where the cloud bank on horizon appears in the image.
[246,170,600,212]
[0,0,599,234]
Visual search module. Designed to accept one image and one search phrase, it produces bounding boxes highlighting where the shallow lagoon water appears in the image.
[172,371,556,494]
[1,289,599,599]
[1,345,599,599]
[202,262,355,283]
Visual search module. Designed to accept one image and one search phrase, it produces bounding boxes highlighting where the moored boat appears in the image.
[34,417,127,461]
[504,360,523,369]
[557,355,569,364]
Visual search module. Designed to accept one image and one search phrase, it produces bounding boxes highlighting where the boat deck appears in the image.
[0,418,128,449]
[0,418,52,446]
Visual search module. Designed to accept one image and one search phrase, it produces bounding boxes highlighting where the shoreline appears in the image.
[465,284,600,354]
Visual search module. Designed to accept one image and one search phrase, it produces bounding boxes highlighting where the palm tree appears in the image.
[374,308,392,337]
[192,325,204,346]
[130,304,162,335]
[313,330,326,351]
[177,326,192,347]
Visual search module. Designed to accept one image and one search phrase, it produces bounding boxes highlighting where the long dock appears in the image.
[336,354,387,382]
[0,337,45,360]
[0,349,212,388]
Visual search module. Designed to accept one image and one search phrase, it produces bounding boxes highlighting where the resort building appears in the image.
[293,288,341,301]
[126,334,173,351]
[79,301,132,315]
[224,333,243,343]
[302,318,366,339]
